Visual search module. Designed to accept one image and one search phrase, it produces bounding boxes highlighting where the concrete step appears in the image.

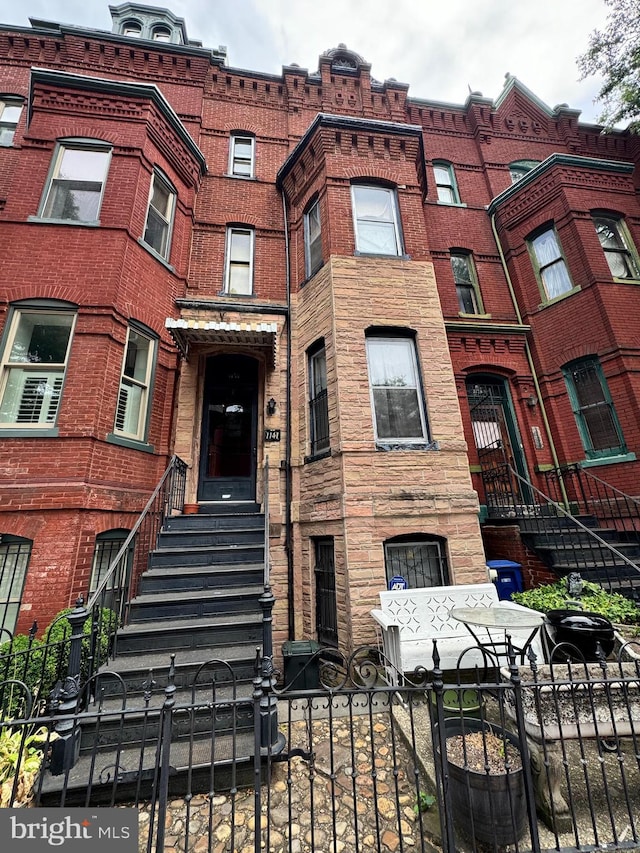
[157,527,264,549]
[164,512,264,532]
[96,645,260,696]
[149,544,264,569]
[115,614,263,655]
[138,563,264,594]
[128,586,262,623]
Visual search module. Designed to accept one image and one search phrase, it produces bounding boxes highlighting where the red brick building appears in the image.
[1,4,639,654]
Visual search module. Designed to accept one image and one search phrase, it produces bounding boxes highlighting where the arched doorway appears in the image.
[466,375,530,511]
[198,355,258,502]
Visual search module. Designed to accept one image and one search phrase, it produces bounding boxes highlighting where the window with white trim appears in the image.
[114,327,155,441]
[304,198,322,278]
[433,161,460,204]
[229,134,255,178]
[224,227,254,294]
[122,20,142,37]
[352,185,402,256]
[451,252,483,314]
[0,98,23,147]
[0,534,32,636]
[0,308,75,427]
[365,334,428,442]
[593,216,640,280]
[143,170,176,260]
[152,26,171,42]
[528,226,574,300]
[40,143,111,222]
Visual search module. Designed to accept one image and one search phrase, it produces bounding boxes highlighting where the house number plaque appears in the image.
[264,429,281,442]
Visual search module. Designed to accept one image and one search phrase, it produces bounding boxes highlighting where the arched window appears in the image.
[0,534,32,636]
[433,161,460,204]
[122,20,142,37]
[509,160,539,183]
[152,26,172,42]
[384,534,449,588]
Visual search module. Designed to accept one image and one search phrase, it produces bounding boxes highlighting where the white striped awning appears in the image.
[165,318,278,366]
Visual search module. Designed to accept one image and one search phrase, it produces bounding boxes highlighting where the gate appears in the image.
[3,642,640,852]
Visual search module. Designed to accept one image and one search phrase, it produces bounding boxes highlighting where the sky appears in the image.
[0,0,613,125]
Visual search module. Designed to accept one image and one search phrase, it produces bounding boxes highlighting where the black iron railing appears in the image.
[543,464,640,537]
[483,462,640,599]
[3,638,640,852]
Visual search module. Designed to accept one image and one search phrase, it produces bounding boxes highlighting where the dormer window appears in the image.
[152,26,171,42]
[122,20,142,37]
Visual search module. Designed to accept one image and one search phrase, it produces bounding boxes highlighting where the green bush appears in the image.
[0,607,117,720]
[513,579,640,625]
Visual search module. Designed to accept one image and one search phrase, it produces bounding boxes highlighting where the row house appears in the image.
[1,4,639,660]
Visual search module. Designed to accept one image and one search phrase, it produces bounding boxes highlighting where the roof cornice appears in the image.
[487,153,635,215]
[29,67,207,176]
[277,113,424,188]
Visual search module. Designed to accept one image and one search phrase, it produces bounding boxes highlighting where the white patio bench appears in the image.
[371,582,545,683]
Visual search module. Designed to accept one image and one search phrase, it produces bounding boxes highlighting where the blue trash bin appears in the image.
[487,559,523,601]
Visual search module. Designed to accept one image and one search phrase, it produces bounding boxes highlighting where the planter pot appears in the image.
[443,718,527,846]
[182,504,199,515]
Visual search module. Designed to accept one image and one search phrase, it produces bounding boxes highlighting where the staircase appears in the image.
[43,503,270,802]
[482,463,640,601]
[518,511,640,599]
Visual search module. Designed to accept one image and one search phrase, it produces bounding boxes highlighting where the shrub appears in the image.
[0,724,55,806]
[0,607,117,719]
[513,579,640,625]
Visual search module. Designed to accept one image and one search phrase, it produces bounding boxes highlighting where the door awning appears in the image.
[165,318,278,366]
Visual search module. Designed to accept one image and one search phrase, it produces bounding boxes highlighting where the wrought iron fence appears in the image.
[2,635,640,853]
[0,456,187,722]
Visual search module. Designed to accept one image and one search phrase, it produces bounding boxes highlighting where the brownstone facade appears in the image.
[2,6,640,654]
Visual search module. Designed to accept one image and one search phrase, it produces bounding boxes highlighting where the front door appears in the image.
[466,377,531,510]
[198,355,258,502]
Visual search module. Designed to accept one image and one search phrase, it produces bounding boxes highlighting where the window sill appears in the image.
[354,251,411,261]
[225,173,256,181]
[137,238,175,272]
[27,215,100,227]
[304,448,331,464]
[217,290,256,298]
[106,433,155,453]
[375,440,439,451]
[0,427,59,437]
[612,276,640,284]
[580,452,636,469]
[458,311,492,319]
[537,285,581,309]
[301,261,326,287]
[436,201,467,208]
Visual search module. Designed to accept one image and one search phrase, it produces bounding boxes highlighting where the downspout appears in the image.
[281,187,295,640]
[490,212,567,502]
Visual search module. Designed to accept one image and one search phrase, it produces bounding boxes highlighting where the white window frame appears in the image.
[0,307,76,428]
[351,185,402,256]
[152,26,172,42]
[528,226,574,301]
[224,227,255,295]
[114,326,155,441]
[142,170,176,261]
[0,98,23,147]
[122,20,142,37]
[304,198,322,278]
[39,141,111,223]
[229,134,255,178]
[365,335,428,443]
[433,161,460,204]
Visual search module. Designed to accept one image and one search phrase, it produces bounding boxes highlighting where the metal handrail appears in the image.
[506,464,640,574]
[87,455,187,613]
[263,457,270,589]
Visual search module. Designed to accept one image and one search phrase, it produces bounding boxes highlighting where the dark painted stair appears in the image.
[43,504,267,802]
[518,512,640,597]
